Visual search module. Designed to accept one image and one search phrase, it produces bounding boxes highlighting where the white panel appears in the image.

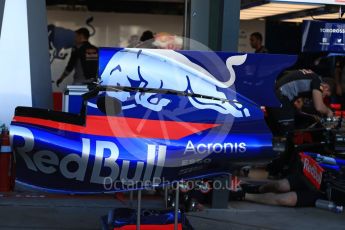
[0,0,32,126]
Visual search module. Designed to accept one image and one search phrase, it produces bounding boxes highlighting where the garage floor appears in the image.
[2,170,344,230]
[0,192,345,230]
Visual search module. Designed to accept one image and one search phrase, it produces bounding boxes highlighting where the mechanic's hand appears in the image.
[56,78,63,87]
[327,110,334,118]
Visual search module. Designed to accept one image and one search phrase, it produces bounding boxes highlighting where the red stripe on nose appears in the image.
[13,116,220,140]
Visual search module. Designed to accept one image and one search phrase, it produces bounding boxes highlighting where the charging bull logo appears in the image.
[48,17,96,63]
[48,25,75,63]
[100,48,250,117]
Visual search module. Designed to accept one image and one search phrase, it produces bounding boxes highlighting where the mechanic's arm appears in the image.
[312,89,333,117]
[56,48,77,87]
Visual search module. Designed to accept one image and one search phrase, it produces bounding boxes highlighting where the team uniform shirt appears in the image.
[63,41,99,84]
[266,70,323,135]
[276,70,323,102]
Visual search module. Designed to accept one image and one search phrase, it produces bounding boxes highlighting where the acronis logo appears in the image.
[184,140,247,155]
[100,48,250,118]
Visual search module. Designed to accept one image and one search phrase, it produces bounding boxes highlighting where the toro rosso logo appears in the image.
[100,49,250,117]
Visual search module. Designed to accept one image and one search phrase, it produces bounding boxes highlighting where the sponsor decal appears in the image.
[320,28,345,34]
[184,140,246,155]
[178,165,203,176]
[181,158,211,166]
[11,126,166,185]
[300,152,324,190]
[85,48,98,61]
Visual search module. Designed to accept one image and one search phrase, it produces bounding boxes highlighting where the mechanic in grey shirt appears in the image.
[267,69,333,136]
[265,69,334,178]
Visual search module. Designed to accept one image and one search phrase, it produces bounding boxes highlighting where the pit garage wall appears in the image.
[48,10,265,92]
[47,10,184,92]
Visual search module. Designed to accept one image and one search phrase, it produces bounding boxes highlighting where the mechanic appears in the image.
[233,172,326,207]
[249,32,268,53]
[267,69,334,136]
[265,69,334,178]
[56,27,98,87]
